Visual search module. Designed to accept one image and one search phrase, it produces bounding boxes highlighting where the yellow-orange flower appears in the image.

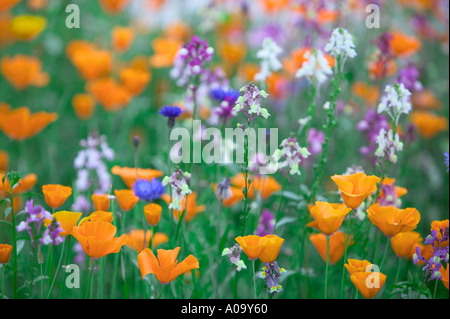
[0,105,57,141]
[344,259,374,275]
[27,0,48,10]
[230,173,281,200]
[431,220,449,247]
[0,244,13,264]
[331,173,380,209]
[211,183,244,207]
[42,184,72,209]
[125,229,168,252]
[235,235,269,260]
[91,194,110,212]
[351,82,380,107]
[258,0,290,12]
[79,210,113,226]
[0,0,21,12]
[218,40,247,66]
[259,235,284,263]
[310,232,354,265]
[144,203,162,227]
[367,203,421,237]
[411,90,442,110]
[111,166,163,188]
[1,55,49,90]
[378,177,408,201]
[119,67,151,96]
[0,172,37,196]
[72,93,95,120]
[0,150,8,172]
[99,0,130,15]
[9,15,46,41]
[162,21,191,42]
[307,201,352,235]
[440,264,449,290]
[350,271,387,299]
[391,231,423,259]
[149,37,181,68]
[114,189,139,212]
[112,26,135,53]
[410,111,448,139]
[69,46,112,81]
[137,247,199,284]
[368,57,397,81]
[72,221,126,258]
[389,31,422,57]
[44,211,82,236]
[162,192,206,223]
[87,77,131,112]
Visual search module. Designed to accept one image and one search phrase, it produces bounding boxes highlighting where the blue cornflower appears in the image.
[133,178,165,202]
[159,105,183,129]
[211,88,240,104]
[444,152,449,172]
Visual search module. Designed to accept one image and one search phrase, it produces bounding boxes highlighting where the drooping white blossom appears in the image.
[295,49,333,84]
[378,83,412,125]
[325,28,357,60]
[254,37,283,83]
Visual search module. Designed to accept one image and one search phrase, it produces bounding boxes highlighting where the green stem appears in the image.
[433,279,438,299]
[46,240,66,299]
[40,263,44,299]
[324,235,330,299]
[9,191,18,299]
[233,270,238,299]
[379,236,390,270]
[252,260,257,299]
[273,178,288,230]
[59,236,72,298]
[339,216,353,299]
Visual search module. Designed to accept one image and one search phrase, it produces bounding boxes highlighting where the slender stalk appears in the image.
[274,178,288,230]
[233,270,238,299]
[433,279,438,299]
[379,236,390,270]
[59,235,72,298]
[252,260,257,299]
[84,258,96,299]
[8,190,18,299]
[339,216,353,299]
[324,235,330,299]
[40,263,44,299]
[46,240,66,299]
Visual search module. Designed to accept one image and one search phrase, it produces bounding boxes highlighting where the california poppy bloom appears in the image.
[119,67,151,96]
[0,105,57,141]
[230,174,282,200]
[331,173,380,209]
[391,231,423,259]
[388,31,422,57]
[72,221,126,258]
[1,55,49,90]
[307,201,352,235]
[235,235,269,260]
[42,184,72,209]
[258,0,290,12]
[27,0,48,10]
[162,192,205,223]
[0,14,14,48]
[9,15,46,41]
[350,271,387,299]
[78,211,114,226]
[137,247,199,284]
[431,219,449,247]
[367,204,421,237]
[99,0,130,15]
[44,211,82,236]
[0,150,9,172]
[212,183,244,207]
[0,244,13,264]
[411,90,442,110]
[125,229,168,252]
[114,189,139,212]
[70,47,112,81]
[144,203,162,227]
[440,264,449,290]
[368,56,397,81]
[310,232,354,265]
[111,166,164,188]
[87,77,131,112]
[162,21,191,42]
[72,93,95,120]
[148,37,182,68]
[259,235,284,263]
[238,63,259,83]
[351,82,380,107]
[112,26,135,53]
[217,40,247,66]
[344,259,374,275]
[410,111,448,139]
[0,0,21,12]
[0,172,37,196]
[91,194,110,212]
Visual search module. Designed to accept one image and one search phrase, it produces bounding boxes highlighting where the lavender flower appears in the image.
[375,128,403,164]
[272,135,310,176]
[40,217,65,247]
[133,178,165,202]
[307,128,325,156]
[356,109,389,163]
[162,169,192,210]
[378,181,402,207]
[258,261,286,296]
[215,177,232,202]
[211,88,239,124]
[394,64,423,93]
[234,82,270,121]
[222,244,247,271]
[444,152,449,172]
[16,200,53,248]
[256,209,275,237]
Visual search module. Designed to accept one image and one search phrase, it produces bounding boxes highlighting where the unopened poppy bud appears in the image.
[144,203,162,226]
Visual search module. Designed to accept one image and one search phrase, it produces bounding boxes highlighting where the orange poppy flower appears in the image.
[351,82,380,107]
[258,235,284,263]
[87,77,131,112]
[42,184,72,209]
[148,37,182,68]
[70,47,112,81]
[91,194,110,212]
[79,210,114,226]
[9,15,46,41]
[162,21,191,42]
[431,220,449,247]
[344,259,374,275]
[1,55,49,90]
[230,174,281,200]
[368,57,397,81]
[440,264,449,290]
[367,203,421,237]
[266,73,289,100]
[0,244,13,264]
[111,166,164,188]
[310,232,354,265]
[27,0,48,10]
[0,150,8,172]
[112,26,135,53]
[161,192,206,223]
[350,271,387,299]
[238,63,259,83]
[72,221,126,258]
[235,235,269,260]
[44,211,83,236]
[0,172,37,197]
[218,40,247,65]
[391,231,423,259]
[211,183,244,207]
[411,90,442,110]
[378,177,408,201]
[125,229,168,252]
[258,0,290,12]
[0,105,57,141]
[137,247,199,284]
[99,0,130,15]
[72,93,95,120]
[389,31,422,57]
[144,203,162,227]
[114,189,139,212]
[119,67,151,96]
[0,14,14,48]
[307,202,352,235]
[410,111,448,139]
[331,173,380,209]
[0,0,21,12]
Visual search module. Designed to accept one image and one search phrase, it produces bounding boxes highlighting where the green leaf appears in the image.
[4,207,11,220]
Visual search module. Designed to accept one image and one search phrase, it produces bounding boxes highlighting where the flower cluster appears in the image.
[324,28,357,66]
[133,178,165,202]
[357,109,389,163]
[375,128,404,164]
[258,261,286,296]
[234,82,270,121]
[273,135,311,176]
[378,83,412,125]
[73,133,114,212]
[256,209,275,237]
[40,217,65,247]
[295,49,333,85]
[254,37,283,83]
[221,244,247,272]
[170,35,214,87]
[162,169,192,210]
[394,64,423,92]
[16,200,52,248]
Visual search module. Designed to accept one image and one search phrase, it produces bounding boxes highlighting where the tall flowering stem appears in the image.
[324,235,330,299]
